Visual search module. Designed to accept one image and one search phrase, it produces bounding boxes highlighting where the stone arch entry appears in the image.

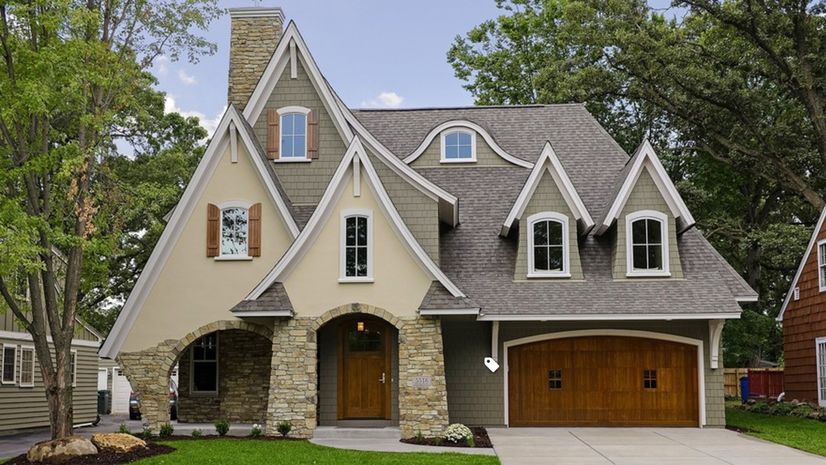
[311,303,405,332]
[117,320,272,430]
[315,304,403,425]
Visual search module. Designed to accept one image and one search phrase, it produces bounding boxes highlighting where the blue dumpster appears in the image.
[740,376,749,404]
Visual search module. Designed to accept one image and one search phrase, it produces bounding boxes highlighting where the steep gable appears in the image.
[101,107,297,357]
[778,207,826,321]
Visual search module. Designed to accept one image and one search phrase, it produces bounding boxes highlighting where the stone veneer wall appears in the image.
[228,12,283,111]
[118,308,450,438]
[177,329,272,423]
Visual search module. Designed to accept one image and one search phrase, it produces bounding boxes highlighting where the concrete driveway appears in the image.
[488,427,826,465]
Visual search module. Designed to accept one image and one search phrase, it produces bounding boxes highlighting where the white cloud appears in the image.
[360,91,405,108]
[155,55,170,76]
[177,69,197,86]
[164,95,225,137]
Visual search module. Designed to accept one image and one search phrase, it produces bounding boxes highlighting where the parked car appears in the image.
[129,382,178,421]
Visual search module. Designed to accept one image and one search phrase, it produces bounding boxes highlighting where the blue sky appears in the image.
[157,0,674,134]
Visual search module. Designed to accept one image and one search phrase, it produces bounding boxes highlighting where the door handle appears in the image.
[379,372,386,384]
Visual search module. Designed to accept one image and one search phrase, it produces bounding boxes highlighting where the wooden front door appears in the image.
[338,317,391,419]
[508,336,699,427]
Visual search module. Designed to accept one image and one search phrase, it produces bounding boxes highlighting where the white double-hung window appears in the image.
[817,239,826,292]
[340,209,373,282]
[817,337,826,407]
[626,210,670,277]
[527,212,570,278]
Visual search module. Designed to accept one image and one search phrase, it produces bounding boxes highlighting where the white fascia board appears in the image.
[477,312,742,321]
[403,120,533,169]
[777,206,826,321]
[502,142,593,236]
[242,22,353,143]
[596,140,695,235]
[100,107,297,358]
[246,136,467,300]
[419,308,481,316]
[331,92,461,227]
[231,311,293,317]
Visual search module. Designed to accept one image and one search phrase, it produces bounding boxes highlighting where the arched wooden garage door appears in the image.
[508,335,699,426]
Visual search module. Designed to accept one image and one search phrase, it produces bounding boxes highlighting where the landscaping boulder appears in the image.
[91,433,147,453]
[27,436,97,463]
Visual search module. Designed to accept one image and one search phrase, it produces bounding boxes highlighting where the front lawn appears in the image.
[726,406,826,457]
[131,439,499,465]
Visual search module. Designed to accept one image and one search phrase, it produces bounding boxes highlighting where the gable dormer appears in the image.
[502,143,593,280]
[597,141,693,279]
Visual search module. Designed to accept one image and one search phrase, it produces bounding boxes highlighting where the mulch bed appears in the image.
[4,443,175,465]
[400,427,493,448]
[159,434,301,441]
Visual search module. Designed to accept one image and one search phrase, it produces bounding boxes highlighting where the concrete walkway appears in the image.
[310,427,496,455]
[488,427,826,465]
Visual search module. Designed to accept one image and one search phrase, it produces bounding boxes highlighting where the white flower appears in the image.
[444,423,472,443]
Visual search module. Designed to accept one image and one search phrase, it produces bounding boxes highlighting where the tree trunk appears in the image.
[45,374,74,439]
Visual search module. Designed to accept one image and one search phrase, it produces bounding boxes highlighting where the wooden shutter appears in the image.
[308,109,319,159]
[266,109,279,160]
[206,203,220,257]
[248,203,261,257]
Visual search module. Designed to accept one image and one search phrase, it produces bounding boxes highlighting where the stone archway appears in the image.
[117,320,272,430]
[311,303,405,332]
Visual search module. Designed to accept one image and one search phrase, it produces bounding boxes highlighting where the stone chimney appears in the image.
[227,7,285,111]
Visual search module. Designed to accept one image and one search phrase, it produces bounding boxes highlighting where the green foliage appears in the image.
[214,419,230,437]
[191,428,203,438]
[159,422,175,438]
[276,420,292,438]
[118,439,500,465]
[727,407,826,456]
[118,423,130,434]
[450,0,826,367]
[142,425,154,440]
[249,424,263,438]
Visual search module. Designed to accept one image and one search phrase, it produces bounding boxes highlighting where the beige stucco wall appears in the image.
[514,169,584,280]
[283,163,433,318]
[120,143,294,353]
[613,165,684,279]
[409,131,512,168]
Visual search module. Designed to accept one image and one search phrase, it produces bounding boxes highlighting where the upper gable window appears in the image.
[221,207,249,257]
[626,210,670,277]
[527,212,570,278]
[818,239,826,292]
[207,202,261,260]
[440,129,476,163]
[273,106,312,161]
[340,209,373,283]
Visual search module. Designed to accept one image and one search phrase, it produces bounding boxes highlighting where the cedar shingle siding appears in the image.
[783,220,826,402]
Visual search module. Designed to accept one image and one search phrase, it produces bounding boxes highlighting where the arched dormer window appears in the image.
[527,212,570,278]
[277,106,311,160]
[626,210,670,277]
[440,129,476,163]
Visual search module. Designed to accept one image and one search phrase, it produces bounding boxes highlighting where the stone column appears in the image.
[266,318,317,438]
[398,316,449,438]
[117,342,175,432]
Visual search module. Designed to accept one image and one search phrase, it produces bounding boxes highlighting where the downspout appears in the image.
[491,321,499,361]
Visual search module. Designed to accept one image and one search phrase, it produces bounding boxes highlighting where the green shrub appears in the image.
[215,419,230,436]
[276,420,292,438]
[250,423,263,438]
[191,428,203,438]
[159,422,174,438]
[142,425,153,440]
[792,405,815,418]
[750,401,771,414]
[769,402,795,416]
[117,423,130,434]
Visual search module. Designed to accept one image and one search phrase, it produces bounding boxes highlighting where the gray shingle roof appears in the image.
[230,282,293,314]
[418,282,480,311]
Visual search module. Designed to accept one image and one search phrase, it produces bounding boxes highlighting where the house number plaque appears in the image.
[411,376,432,388]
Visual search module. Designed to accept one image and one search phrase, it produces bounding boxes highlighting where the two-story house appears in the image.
[778,207,826,406]
[99,7,756,438]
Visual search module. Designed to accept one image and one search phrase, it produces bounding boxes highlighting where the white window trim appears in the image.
[440,129,477,163]
[70,350,77,387]
[526,212,571,278]
[190,333,219,396]
[276,105,311,161]
[818,239,826,292]
[19,345,35,388]
[217,201,252,260]
[1,344,17,385]
[817,336,826,408]
[625,209,671,278]
[339,208,374,283]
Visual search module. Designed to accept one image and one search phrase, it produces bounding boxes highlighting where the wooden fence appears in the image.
[724,368,784,399]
